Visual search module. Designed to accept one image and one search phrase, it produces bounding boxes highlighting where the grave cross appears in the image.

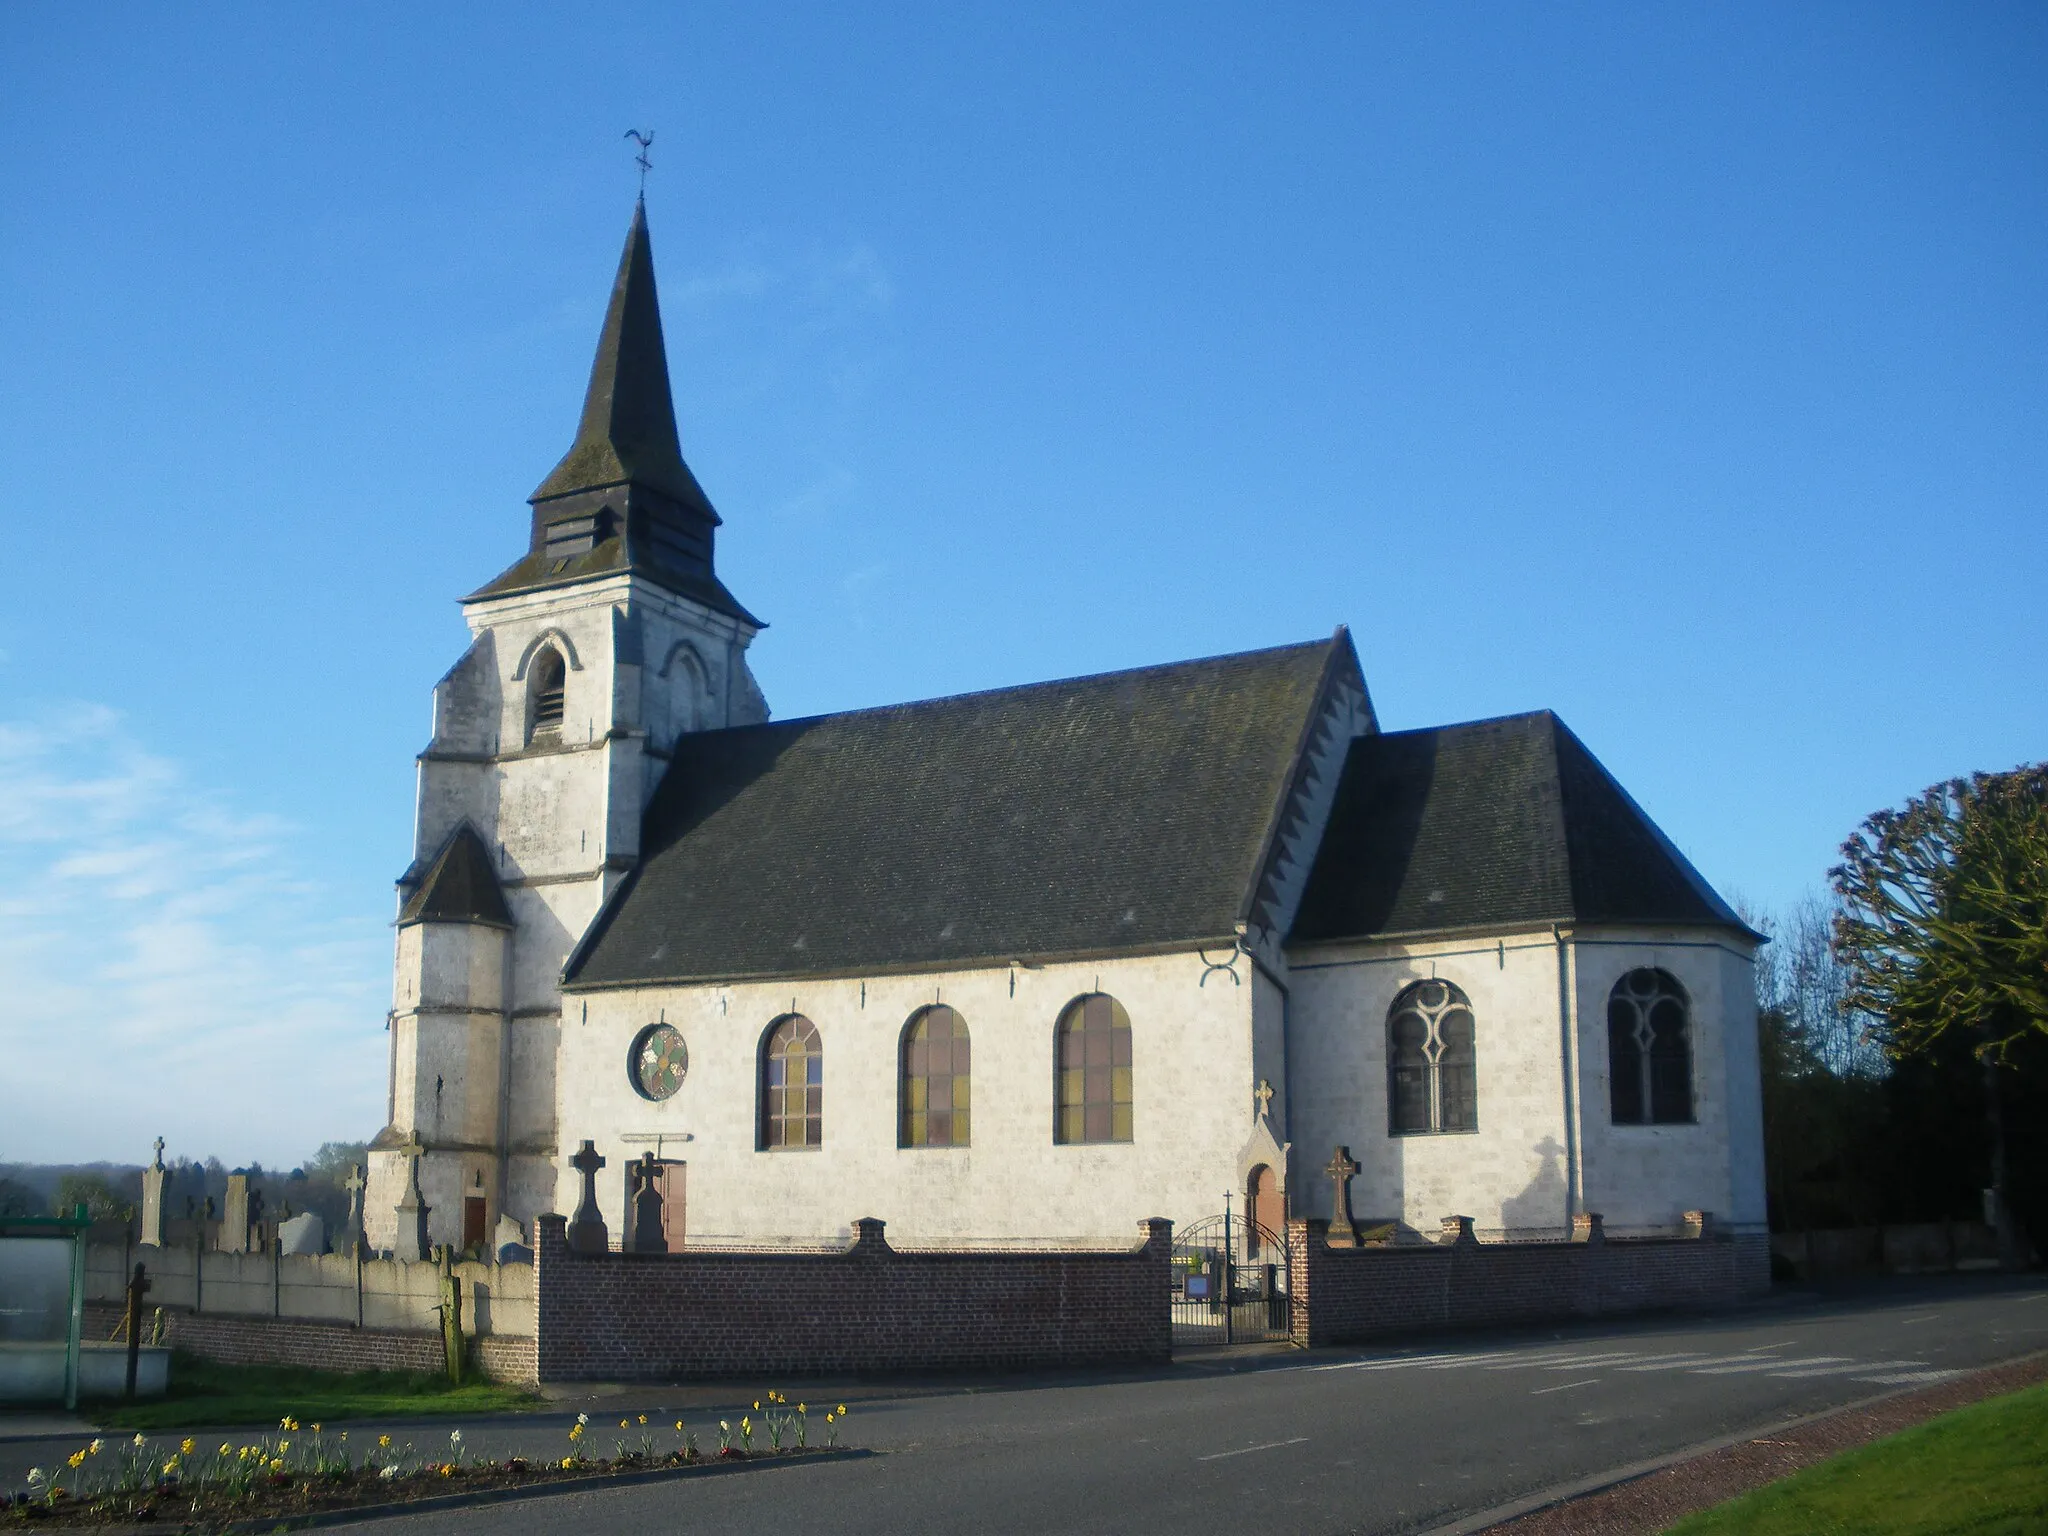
[150,1136,166,1170]
[567,1140,610,1256]
[629,1152,667,1254]
[342,1164,367,1257]
[1323,1144,1362,1247]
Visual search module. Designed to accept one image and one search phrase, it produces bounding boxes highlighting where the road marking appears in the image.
[1896,1314,1940,1324]
[1485,1352,1641,1371]
[1692,1357,1850,1375]
[1310,1352,1468,1373]
[1615,1355,1776,1372]
[1530,1378,1600,1396]
[1856,1370,1964,1386]
[1198,1437,1309,1461]
[1770,1361,1926,1379]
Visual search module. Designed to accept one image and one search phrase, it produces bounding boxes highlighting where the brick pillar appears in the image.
[848,1217,890,1255]
[1572,1212,1606,1245]
[1288,1217,1326,1348]
[533,1214,568,1385]
[1439,1214,1478,1247]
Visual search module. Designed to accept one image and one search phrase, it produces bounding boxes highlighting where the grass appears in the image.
[1667,1382,2048,1536]
[86,1353,540,1432]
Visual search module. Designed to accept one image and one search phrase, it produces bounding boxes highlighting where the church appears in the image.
[365,201,1767,1259]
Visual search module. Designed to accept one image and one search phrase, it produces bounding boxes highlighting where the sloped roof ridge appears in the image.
[721,633,1342,737]
[1366,707,1559,742]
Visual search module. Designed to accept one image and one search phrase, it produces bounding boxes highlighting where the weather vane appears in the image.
[625,129,655,197]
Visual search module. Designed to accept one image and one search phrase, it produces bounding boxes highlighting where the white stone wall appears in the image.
[553,950,1263,1247]
[1282,925,1763,1241]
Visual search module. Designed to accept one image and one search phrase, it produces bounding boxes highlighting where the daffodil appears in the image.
[378,1434,392,1449]
[180,1438,195,1456]
[67,1451,86,1470]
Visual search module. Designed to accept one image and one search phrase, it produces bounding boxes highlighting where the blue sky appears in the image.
[2,5,2042,1166]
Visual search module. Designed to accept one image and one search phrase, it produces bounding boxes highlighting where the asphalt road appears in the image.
[8,1275,2045,1534]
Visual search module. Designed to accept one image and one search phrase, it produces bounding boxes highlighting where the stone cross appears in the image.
[1253,1079,1275,1121]
[150,1137,166,1170]
[219,1174,251,1254]
[139,1138,169,1248]
[342,1164,367,1255]
[1323,1145,1362,1247]
[393,1139,431,1263]
[629,1152,667,1254]
[567,1140,610,1256]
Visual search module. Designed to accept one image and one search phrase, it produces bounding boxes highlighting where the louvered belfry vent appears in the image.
[531,648,567,738]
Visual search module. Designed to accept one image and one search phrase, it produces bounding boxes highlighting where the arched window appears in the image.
[529,646,566,741]
[1386,980,1478,1134]
[900,1005,970,1148]
[1055,994,1132,1145]
[1608,967,1692,1125]
[760,1015,822,1149]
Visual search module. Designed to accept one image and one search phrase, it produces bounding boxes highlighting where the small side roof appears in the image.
[1290,711,1746,944]
[398,824,512,928]
[566,635,1357,987]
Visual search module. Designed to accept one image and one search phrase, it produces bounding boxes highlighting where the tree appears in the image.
[54,1172,130,1222]
[0,1178,44,1218]
[1831,764,2048,1059]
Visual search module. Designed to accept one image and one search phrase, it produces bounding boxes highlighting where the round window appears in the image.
[629,1024,687,1101]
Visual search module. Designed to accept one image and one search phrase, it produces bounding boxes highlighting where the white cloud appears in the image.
[0,705,387,1169]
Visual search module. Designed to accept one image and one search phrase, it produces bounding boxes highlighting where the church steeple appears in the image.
[474,200,758,626]
[530,200,714,517]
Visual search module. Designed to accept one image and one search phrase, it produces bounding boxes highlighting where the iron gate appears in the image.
[1170,1212,1291,1345]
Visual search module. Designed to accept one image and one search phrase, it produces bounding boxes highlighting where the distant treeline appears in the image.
[0,1143,369,1234]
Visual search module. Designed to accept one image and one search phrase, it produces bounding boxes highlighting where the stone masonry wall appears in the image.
[534,1214,1173,1382]
[83,1303,538,1385]
[1285,1218,1771,1349]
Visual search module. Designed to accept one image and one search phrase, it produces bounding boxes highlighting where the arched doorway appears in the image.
[1246,1164,1281,1259]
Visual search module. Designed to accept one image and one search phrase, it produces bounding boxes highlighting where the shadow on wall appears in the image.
[1498,1136,1567,1240]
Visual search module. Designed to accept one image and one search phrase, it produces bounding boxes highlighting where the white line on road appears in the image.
[1197,1437,1310,1461]
[1856,1370,1964,1386]
[1310,1352,1469,1373]
[1770,1361,1926,1379]
[1692,1357,1851,1375]
[1895,1314,1940,1324]
[1484,1352,1641,1371]
[1529,1379,1600,1396]
[1615,1355,1785,1372]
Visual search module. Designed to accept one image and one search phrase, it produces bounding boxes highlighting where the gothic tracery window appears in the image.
[1386,979,1478,1134]
[760,1015,822,1149]
[529,646,566,741]
[1608,967,1693,1125]
[1055,994,1132,1144]
[900,1004,971,1147]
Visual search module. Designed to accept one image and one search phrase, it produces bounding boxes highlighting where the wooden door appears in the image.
[658,1162,687,1251]
[1246,1165,1280,1257]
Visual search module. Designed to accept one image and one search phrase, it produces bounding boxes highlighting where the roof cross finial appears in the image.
[625,129,654,199]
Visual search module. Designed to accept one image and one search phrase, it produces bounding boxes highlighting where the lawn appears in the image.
[87,1353,540,1432]
[1667,1382,2048,1536]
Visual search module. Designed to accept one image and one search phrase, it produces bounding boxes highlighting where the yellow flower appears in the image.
[637,1414,647,1426]
[378,1434,392,1449]
[312,1423,321,1433]
[798,1403,806,1413]
[837,1404,847,1415]
[620,1418,629,1429]
[741,1417,751,1433]
[674,1421,684,1431]
[67,1451,86,1469]
[163,1459,179,1474]
[180,1438,195,1455]
[561,1456,574,1468]
[218,1443,231,1456]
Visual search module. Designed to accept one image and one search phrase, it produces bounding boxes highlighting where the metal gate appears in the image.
[1170,1212,1291,1346]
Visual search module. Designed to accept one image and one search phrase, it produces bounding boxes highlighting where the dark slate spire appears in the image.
[530,200,713,514]
[472,201,762,626]
[399,825,512,928]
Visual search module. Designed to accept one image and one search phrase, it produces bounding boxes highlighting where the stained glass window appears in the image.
[1608,967,1692,1125]
[900,1005,971,1148]
[761,1015,822,1149]
[1386,979,1479,1134]
[629,1024,687,1101]
[1055,994,1132,1144]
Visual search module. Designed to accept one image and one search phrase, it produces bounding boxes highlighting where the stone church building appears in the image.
[366,202,1766,1258]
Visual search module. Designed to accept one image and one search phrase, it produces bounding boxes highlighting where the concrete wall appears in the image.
[554,949,1263,1247]
[1286,1218,1771,1348]
[534,1213,1172,1381]
[1283,925,1762,1242]
[81,1303,537,1386]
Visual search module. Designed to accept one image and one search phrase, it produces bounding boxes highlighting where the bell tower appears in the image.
[366,200,769,1253]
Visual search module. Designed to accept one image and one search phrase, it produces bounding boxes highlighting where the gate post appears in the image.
[1287,1217,1323,1348]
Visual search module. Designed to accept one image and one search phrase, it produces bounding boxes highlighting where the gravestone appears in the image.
[393,1139,432,1263]
[495,1213,532,1264]
[219,1174,251,1253]
[629,1152,666,1253]
[566,1140,609,1255]
[278,1212,326,1255]
[139,1138,169,1248]
[340,1165,367,1256]
[1323,1146,1362,1247]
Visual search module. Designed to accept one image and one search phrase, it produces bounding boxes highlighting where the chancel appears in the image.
[364,200,1768,1270]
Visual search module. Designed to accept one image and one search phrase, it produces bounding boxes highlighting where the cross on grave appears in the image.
[629,1152,667,1254]
[1253,1079,1275,1121]
[1324,1145,1362,1247]
[150,1137,166,1171]
[342,1163,366,1254]
[567,1140,610,1255]
[393,1138,431,1263]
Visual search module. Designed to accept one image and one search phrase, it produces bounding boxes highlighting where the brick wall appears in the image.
[1285,1219,1771,1348]
[534,1214,1172,1382]
[84,1303,539,1386]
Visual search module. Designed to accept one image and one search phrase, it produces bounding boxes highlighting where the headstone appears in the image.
[495,1213,532,1264]
[278,1212,326,1255]
[220,1174,251,1253]
[139,1138,169,1248]
[341,1165,367,1256]
[1439,1214,1478,1246]
[567,1140,609,1255]
[629,1152,666,1253]
[1323,1146,1362,1247]
[393,1139,432,1263]
[1572,1211,1606,1245]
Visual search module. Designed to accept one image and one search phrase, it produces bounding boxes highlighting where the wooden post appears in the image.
[436,1248,465,1385]
[123,1263,150,1400]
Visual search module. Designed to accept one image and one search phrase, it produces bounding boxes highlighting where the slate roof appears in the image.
[399,825,513,928]
[565,636,1354,988]
[1289,711,1745,943]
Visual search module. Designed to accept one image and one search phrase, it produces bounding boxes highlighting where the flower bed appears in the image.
[3,1397,853,1529]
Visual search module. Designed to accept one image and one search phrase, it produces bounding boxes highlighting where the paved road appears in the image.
[7,1275,2045,1534]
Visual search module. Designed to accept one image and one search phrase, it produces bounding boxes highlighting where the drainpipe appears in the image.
[1554,924,1582,1233]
